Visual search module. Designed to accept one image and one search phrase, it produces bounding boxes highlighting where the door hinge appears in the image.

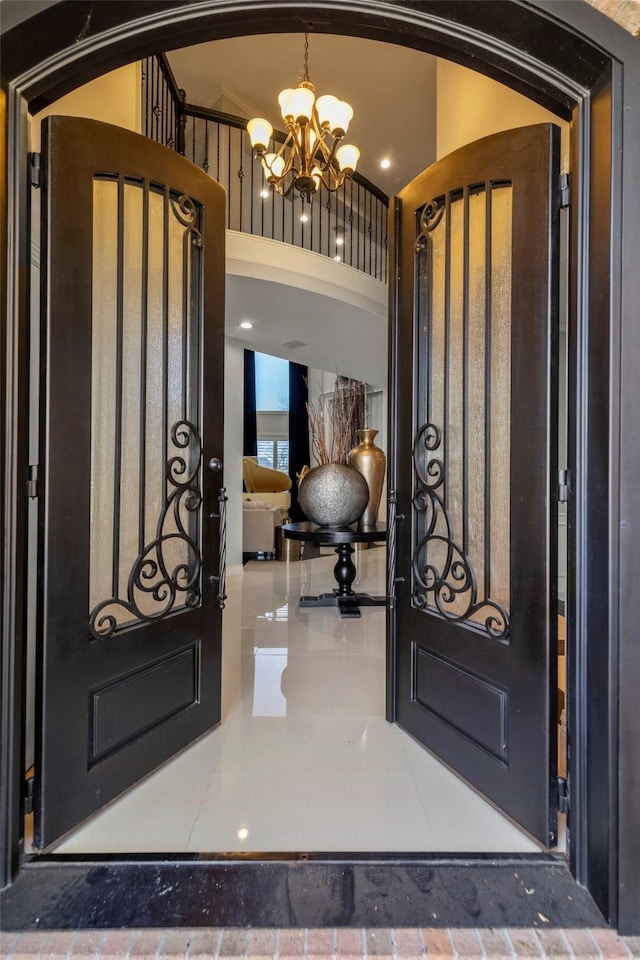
[27,464,39,499]
[557,775,569,815]
[558,468,569,503]
[29,152,42,189]
[23,776,35,815]
[560,172,572,208]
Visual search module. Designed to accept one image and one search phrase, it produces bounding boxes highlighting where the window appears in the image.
[255,352,290,472]
[255,353,289,411]
[257,439,290,472]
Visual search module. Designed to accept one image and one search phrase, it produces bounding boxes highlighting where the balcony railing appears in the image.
[142,55,389,282]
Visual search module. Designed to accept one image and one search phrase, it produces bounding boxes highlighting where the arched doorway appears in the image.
[2,0,638,934]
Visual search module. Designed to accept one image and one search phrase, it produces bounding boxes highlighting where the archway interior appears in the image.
[23,30,568,855]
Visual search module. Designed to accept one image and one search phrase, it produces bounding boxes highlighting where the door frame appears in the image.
[1,0,638,935]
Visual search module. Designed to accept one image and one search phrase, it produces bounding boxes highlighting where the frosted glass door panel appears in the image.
[412,184,513,641]
[89,178,203,639]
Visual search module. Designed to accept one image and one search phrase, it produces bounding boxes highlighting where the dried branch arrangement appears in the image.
[306,375,366,465]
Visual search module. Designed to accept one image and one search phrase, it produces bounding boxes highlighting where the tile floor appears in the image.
[54,547,542,855]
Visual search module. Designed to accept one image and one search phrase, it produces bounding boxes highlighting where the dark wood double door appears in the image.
[391,123,560,845]
[35,118,559,850]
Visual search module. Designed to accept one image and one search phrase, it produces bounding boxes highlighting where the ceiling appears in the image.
[227,273,387,385]
[167,33,436,378]
[167,32,437,192]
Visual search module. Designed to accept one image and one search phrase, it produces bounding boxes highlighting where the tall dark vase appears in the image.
[347,429,386,525]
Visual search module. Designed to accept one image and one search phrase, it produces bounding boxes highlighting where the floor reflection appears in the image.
[54,547,541,854]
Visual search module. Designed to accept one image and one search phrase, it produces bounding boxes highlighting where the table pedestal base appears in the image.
[299,591,386,618]
[298,543,386,618]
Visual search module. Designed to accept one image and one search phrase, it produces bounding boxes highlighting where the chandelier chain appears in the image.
[303,33,310,82]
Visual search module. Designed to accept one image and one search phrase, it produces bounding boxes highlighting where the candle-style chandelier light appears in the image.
[247,34,360,202]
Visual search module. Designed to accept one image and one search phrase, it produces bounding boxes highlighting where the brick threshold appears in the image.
[1,926,639,959]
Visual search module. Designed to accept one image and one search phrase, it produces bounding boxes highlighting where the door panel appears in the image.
[35,117,226,848]
[391,125,560,845]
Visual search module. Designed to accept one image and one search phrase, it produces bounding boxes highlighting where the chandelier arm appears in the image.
[259,131,300,181]
[276,175,299,199]
[277,132,297,165]
[315,167,344,192]
[310,132,344,174]
[309,132,332,169]
[321,135,342,171]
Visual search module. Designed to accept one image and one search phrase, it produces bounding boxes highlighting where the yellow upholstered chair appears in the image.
[242,457,292,513]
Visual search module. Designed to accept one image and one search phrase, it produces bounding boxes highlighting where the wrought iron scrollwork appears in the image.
[170,194,203,248]
[415,198,445,253]
[89,420,203,640]
[411,422,509,641]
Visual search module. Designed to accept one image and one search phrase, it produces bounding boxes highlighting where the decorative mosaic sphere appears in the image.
[299,463,369,527]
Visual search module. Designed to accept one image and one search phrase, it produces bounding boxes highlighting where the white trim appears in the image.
[226,230,387,319]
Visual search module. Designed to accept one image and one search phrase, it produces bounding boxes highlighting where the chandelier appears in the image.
[247,34,360,202]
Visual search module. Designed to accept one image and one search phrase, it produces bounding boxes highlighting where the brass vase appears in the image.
[347,429,386,526]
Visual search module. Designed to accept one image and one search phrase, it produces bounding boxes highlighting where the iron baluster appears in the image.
[203,120,210,174]
[162,77,167,145]
[177,89,187,155]
[143,58,150,138]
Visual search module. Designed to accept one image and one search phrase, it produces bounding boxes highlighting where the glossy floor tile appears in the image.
[54,547,540,854]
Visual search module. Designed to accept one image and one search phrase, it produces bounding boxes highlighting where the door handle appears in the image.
[210,487,228,609]
[208,457,223,472]
[387,490,399,605]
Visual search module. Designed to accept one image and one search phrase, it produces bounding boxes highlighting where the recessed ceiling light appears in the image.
[335,237,344,246]
[260,189,269,198]
[239,320,253,330]
[334,255,342,262]
[380,158,391,169]
[237,828,249,840]
[300,213,309,223]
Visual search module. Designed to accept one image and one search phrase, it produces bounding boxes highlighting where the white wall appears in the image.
[223,338,245,572]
